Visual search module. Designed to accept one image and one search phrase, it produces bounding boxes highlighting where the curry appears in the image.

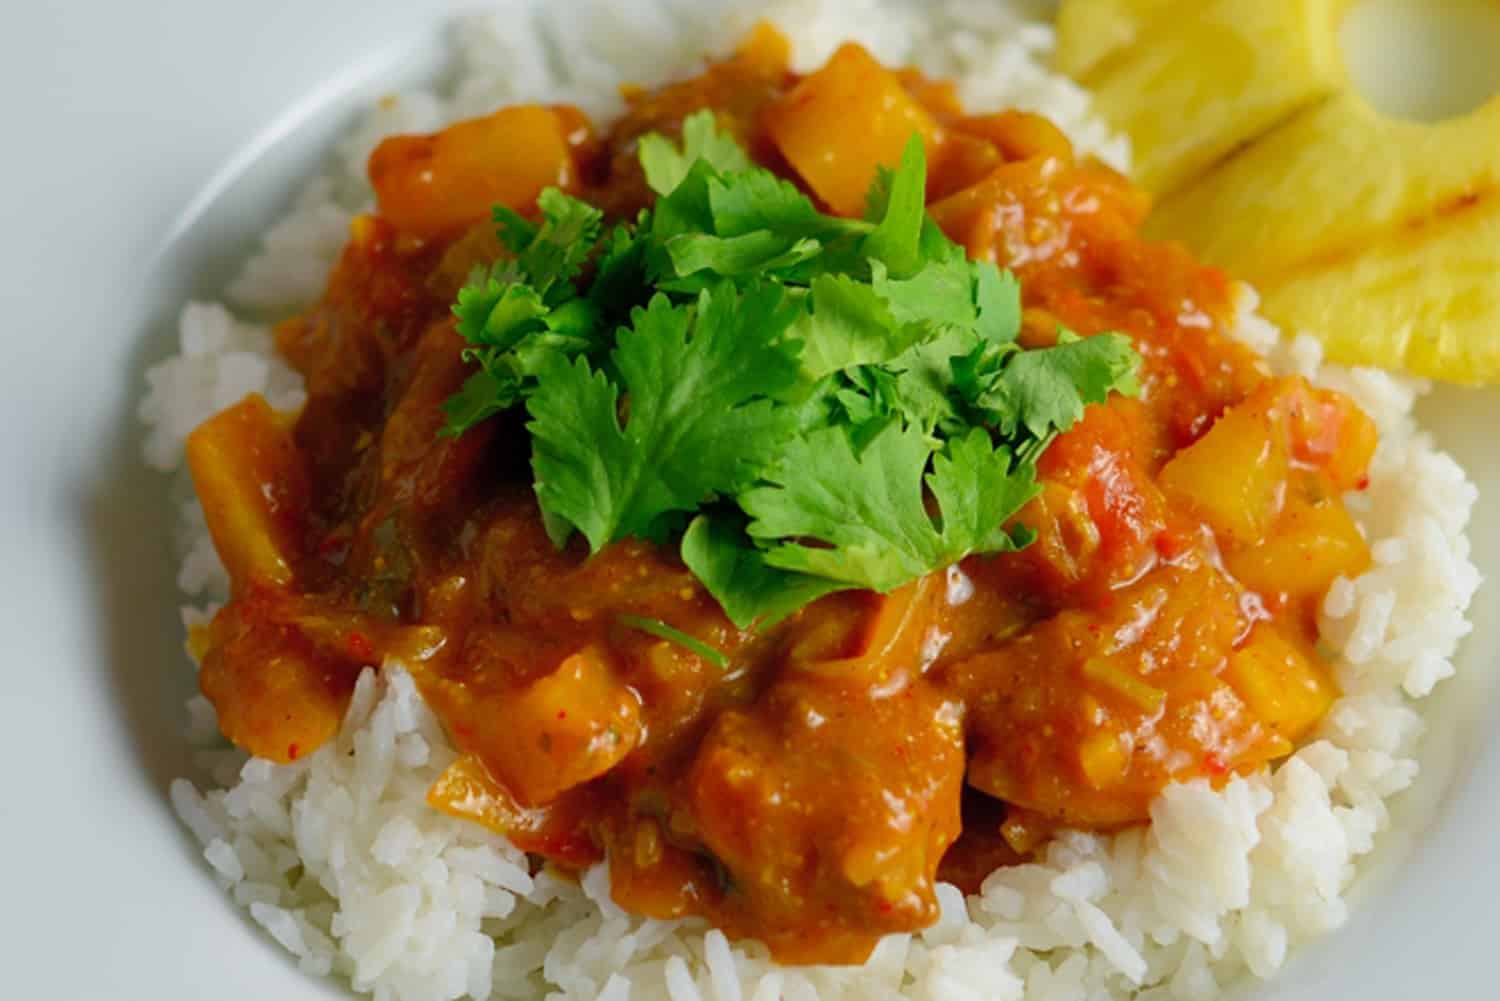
[186,26,1376,966]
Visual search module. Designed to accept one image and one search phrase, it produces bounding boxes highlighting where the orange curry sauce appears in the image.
[186,27,1377,964]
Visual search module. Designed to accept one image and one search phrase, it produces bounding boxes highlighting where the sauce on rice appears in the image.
[185,25,1377,964]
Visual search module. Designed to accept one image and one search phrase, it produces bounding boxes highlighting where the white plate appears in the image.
[1,2,1495,998]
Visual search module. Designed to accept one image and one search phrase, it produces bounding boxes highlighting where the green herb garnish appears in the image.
[442,110,1141,629]
[618,615,731,670]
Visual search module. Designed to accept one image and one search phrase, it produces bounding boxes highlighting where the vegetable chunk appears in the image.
[186,393,309,590]
[369,105,584,238]
[764,43,943,216]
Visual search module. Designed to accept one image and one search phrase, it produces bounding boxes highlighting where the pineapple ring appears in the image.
[1057,0,1500,384]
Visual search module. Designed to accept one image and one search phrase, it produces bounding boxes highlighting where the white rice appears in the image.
[139,2,1480,999]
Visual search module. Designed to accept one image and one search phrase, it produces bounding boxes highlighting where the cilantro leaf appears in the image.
[436,108,1145,631]
[790,273,923,382]
[707,170,826,238]
[872,251,978,330]
[640,109,754,197]
[665,231,823,282]
[926,428,1039,556]
[499,189,603,301]
[441,368,522,436]
[528,284,803,551]
[973,262,1022,346]
[618,614,730,668]
[453,280,548,350]
[966,330,1141,443]
[860,136,927,278]
[741,419,1036,592]
[441,191,608,436]
[681,514,847,630]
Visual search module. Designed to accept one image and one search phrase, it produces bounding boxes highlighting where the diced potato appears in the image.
[1226,496,1371,607]
[186,394,309,591]
[764,43,943,217]
[1158,383,1290,545]
[1082,0,1345,195]
[1223,625,1338,744]
[369,104,583,238]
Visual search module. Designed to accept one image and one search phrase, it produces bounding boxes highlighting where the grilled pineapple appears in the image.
[1059,0,1348,195]
[1058,0,1500,383]
[1147,92,1500,382]
[1259,192,1500,384]
[1146,94,1500,287]
[1054,0,1190,79]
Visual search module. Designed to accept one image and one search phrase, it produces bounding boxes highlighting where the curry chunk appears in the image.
[949,561,1284,827]
[197,592,364,764]
[418,637,644,807]
[685,673,965,964]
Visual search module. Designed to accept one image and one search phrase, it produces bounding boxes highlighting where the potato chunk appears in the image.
[764,43,942,217]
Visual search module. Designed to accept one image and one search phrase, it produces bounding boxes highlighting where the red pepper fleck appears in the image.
[1203,752,1229,777]
[1356,475,1371,491]
[557,710,568,720]
[288,743,300,761]
[347,631,376,662]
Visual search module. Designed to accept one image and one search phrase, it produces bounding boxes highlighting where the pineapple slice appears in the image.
[1054,0,1191,80]
[1262,195,1500,383]
[1146,92,1500,383]
[1075,0,1348,195]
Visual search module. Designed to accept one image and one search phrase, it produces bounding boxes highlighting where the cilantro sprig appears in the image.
[441,110,1141,629]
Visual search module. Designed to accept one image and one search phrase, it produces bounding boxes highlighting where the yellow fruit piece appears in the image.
[1054,0,1190,80]
[1261,195,1500,384]
[1147,93,1500,288]
[1078,728,1131,790]
[1159,387,1290,546]
[1145,90,1500,383]
[1223,626,1338,745]
[764,43,942,217]
[1226,495,1371,605]
[1072,0,1348,195]
[186,393,308,591]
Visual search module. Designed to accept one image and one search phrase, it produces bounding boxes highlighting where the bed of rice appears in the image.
[137,2,1482,999]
